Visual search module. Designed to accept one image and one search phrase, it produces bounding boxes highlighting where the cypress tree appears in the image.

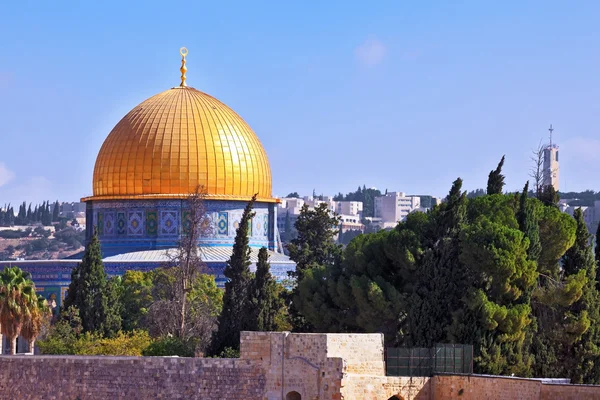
[52,200,60,222]
[212,195,256,354]
[539,185,559,207]
[249,247,280,332]
[486,155,505,195]
[62,227,121,336]
[517,181,541,261]
[410,178,467,346]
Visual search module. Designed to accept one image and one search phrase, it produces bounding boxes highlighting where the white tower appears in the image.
[542,124,560,192]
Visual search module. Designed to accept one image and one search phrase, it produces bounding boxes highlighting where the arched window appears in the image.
[286,391,301,400]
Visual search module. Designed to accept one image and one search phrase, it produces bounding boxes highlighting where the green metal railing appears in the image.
[386,344,473,377]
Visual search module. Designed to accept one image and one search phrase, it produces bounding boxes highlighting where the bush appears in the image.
[39,328,152,356]
[214,347,240,358]
[142,336,195,357]
[73,331,152,356]
[0,230,28,239]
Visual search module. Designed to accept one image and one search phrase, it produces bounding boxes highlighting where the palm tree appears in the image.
[0,266,37,354]
[21,295,51,353]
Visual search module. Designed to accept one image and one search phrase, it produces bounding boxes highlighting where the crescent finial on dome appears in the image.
[180,47,188,87]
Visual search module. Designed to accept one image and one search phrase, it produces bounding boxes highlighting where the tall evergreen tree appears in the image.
[288,203,342,282]
[539,185,559,207]
[287,203,342,331]
[517,181,542,261]
[63,227,121,336]
[410,178,467,346]
[52,200,60,222]
[248,247,280,332]
[212,195,256,354]
[41,201,52,226]
[487,155,506,195]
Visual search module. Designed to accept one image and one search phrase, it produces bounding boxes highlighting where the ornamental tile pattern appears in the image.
[216,212,228,235]
[127,211,144,236]
[117,212,126,235]
[160,210,178,236]
[146,210,158,236]
[104,212,115,236]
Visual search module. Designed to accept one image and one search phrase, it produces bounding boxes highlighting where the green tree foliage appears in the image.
[333,185,382,218]
[288,203,342,282]
[0,266,42,354]
[487,155,506,195]
[144,268,221,353]
[287,203,342,331]
[517,182,541,261]
[63,228,121,337]
[410,178,467,347]
[52,200,60,222]
[539,185,559,207]
[212,195,256,354]
[248,247,282,332]
[120,270,153,331]
[286,192,300,198]
[290,165,600,382]
[39,328,152,356]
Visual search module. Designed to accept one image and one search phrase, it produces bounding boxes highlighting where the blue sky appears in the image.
[1,1,600,205]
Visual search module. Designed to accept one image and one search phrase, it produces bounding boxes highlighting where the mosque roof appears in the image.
[102,247,294,264]
[84,48,274,203]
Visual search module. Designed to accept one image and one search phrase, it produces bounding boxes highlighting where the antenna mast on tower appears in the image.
[549,124,554,147]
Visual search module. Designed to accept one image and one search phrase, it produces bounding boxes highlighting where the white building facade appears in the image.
[374,192,421,226]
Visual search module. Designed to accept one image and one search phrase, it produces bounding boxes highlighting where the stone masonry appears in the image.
[0,331,599,399]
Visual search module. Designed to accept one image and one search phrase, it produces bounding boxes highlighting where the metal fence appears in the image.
[386,344,473,377]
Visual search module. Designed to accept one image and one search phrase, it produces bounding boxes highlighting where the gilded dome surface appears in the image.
[87,86,273,202]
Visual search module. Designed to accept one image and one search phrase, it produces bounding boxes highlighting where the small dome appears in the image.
[86,86,273,202]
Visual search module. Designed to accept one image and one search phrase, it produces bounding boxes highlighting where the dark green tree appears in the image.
[287,203,342,282]
[63,227,121,337]
[539,185,559,207]
[288,203,342,331]
[517,182,541,261]
[286,192,300,198]
[410,178,467,346]
[119,270,153,332]
[212,194,256,354]
[487,155,505,195]
[248,247,281,332]
[52,200,60,222]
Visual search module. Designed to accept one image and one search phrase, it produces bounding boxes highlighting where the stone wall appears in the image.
[1,332,600,399]
[432,374,541,399]
[432,374,600,400]
[0,355,265,400]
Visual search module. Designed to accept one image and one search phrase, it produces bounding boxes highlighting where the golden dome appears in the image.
[85,86,274,202]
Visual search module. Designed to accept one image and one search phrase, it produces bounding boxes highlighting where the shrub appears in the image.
[142,336,195,357]
[39,327,152,356]
[73,330,152,356]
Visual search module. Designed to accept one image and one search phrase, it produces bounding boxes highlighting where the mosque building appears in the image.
[1,48,294,307]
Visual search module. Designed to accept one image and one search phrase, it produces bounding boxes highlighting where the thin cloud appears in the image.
[355,37,387,67]
[0,163,15,188]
